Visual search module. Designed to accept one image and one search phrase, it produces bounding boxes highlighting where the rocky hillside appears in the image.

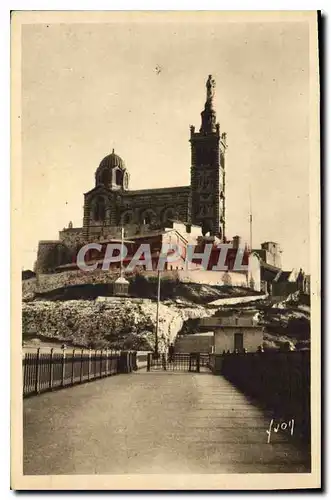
[22,297,214,351]
[22,272,310,351]
[204,291,310,351]
[261,292,310,350]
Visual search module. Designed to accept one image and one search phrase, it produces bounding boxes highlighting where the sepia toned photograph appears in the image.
[11,10,320,490]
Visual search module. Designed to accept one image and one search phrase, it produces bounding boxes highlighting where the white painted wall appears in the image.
[177,269,248,286]
[172,222,203,243]
[214,327,263,353]
[248,253,261,292]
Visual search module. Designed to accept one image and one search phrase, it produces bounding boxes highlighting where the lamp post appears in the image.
[155,266,161,358]
[120,226,124,278]
[113,227,134,296]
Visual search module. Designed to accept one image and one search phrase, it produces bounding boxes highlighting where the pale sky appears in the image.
[21,15,311,272]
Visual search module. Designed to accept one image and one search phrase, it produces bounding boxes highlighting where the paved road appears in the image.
[24,372,310,475]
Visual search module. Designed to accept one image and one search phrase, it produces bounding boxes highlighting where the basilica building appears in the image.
[37,76,228,272]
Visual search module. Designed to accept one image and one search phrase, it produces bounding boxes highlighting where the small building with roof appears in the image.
[199,310,263,353]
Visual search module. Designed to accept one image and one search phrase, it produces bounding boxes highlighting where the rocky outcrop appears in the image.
[22,273,310,352]
[22,298,214,351]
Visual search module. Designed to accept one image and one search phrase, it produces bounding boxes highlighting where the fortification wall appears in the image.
[36,241,63,273]
[23,268,123,295]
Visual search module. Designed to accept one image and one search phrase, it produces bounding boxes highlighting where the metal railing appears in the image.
[210,350,310,443]
[146,352,212,372]
[23,348,138,398]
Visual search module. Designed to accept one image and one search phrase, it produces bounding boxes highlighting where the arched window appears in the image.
[122,211,133,225]
[115,169,123,186]
[93,197,106,221]
[101,169,111,186]
[163,208,175,226]
[123,213,131,224]
[202,221,212,237]
[142,210,156,225]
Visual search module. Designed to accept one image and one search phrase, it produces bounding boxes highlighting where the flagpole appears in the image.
[248,185,254,289]
[249,185,253,251]
[155,268,160,357]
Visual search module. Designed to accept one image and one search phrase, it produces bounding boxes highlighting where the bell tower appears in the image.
[190,75,226,240]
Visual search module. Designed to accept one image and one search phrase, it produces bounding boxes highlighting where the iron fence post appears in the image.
[35,348,41,394]
[196,353,200,373]
[94,350,97,379]
[80,349,83,383]
[49,348,54,390]
[100,350,103,378]
[106,349,109,376]
[147,353,151,372]
[114,351,118,374]
[88,348,91,381]
[61,346,66,387]
[23,354,26,397]
[119,351,128,373]
[71,349,75,385]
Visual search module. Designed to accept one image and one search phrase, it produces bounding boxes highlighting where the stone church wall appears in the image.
[118,186,190,226]
[83,186,191,238]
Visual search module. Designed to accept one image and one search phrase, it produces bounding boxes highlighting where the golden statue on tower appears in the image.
[206,74,216,102]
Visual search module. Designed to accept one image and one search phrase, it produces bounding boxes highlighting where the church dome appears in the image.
[95,148,129,190]
[98,149,125,171]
